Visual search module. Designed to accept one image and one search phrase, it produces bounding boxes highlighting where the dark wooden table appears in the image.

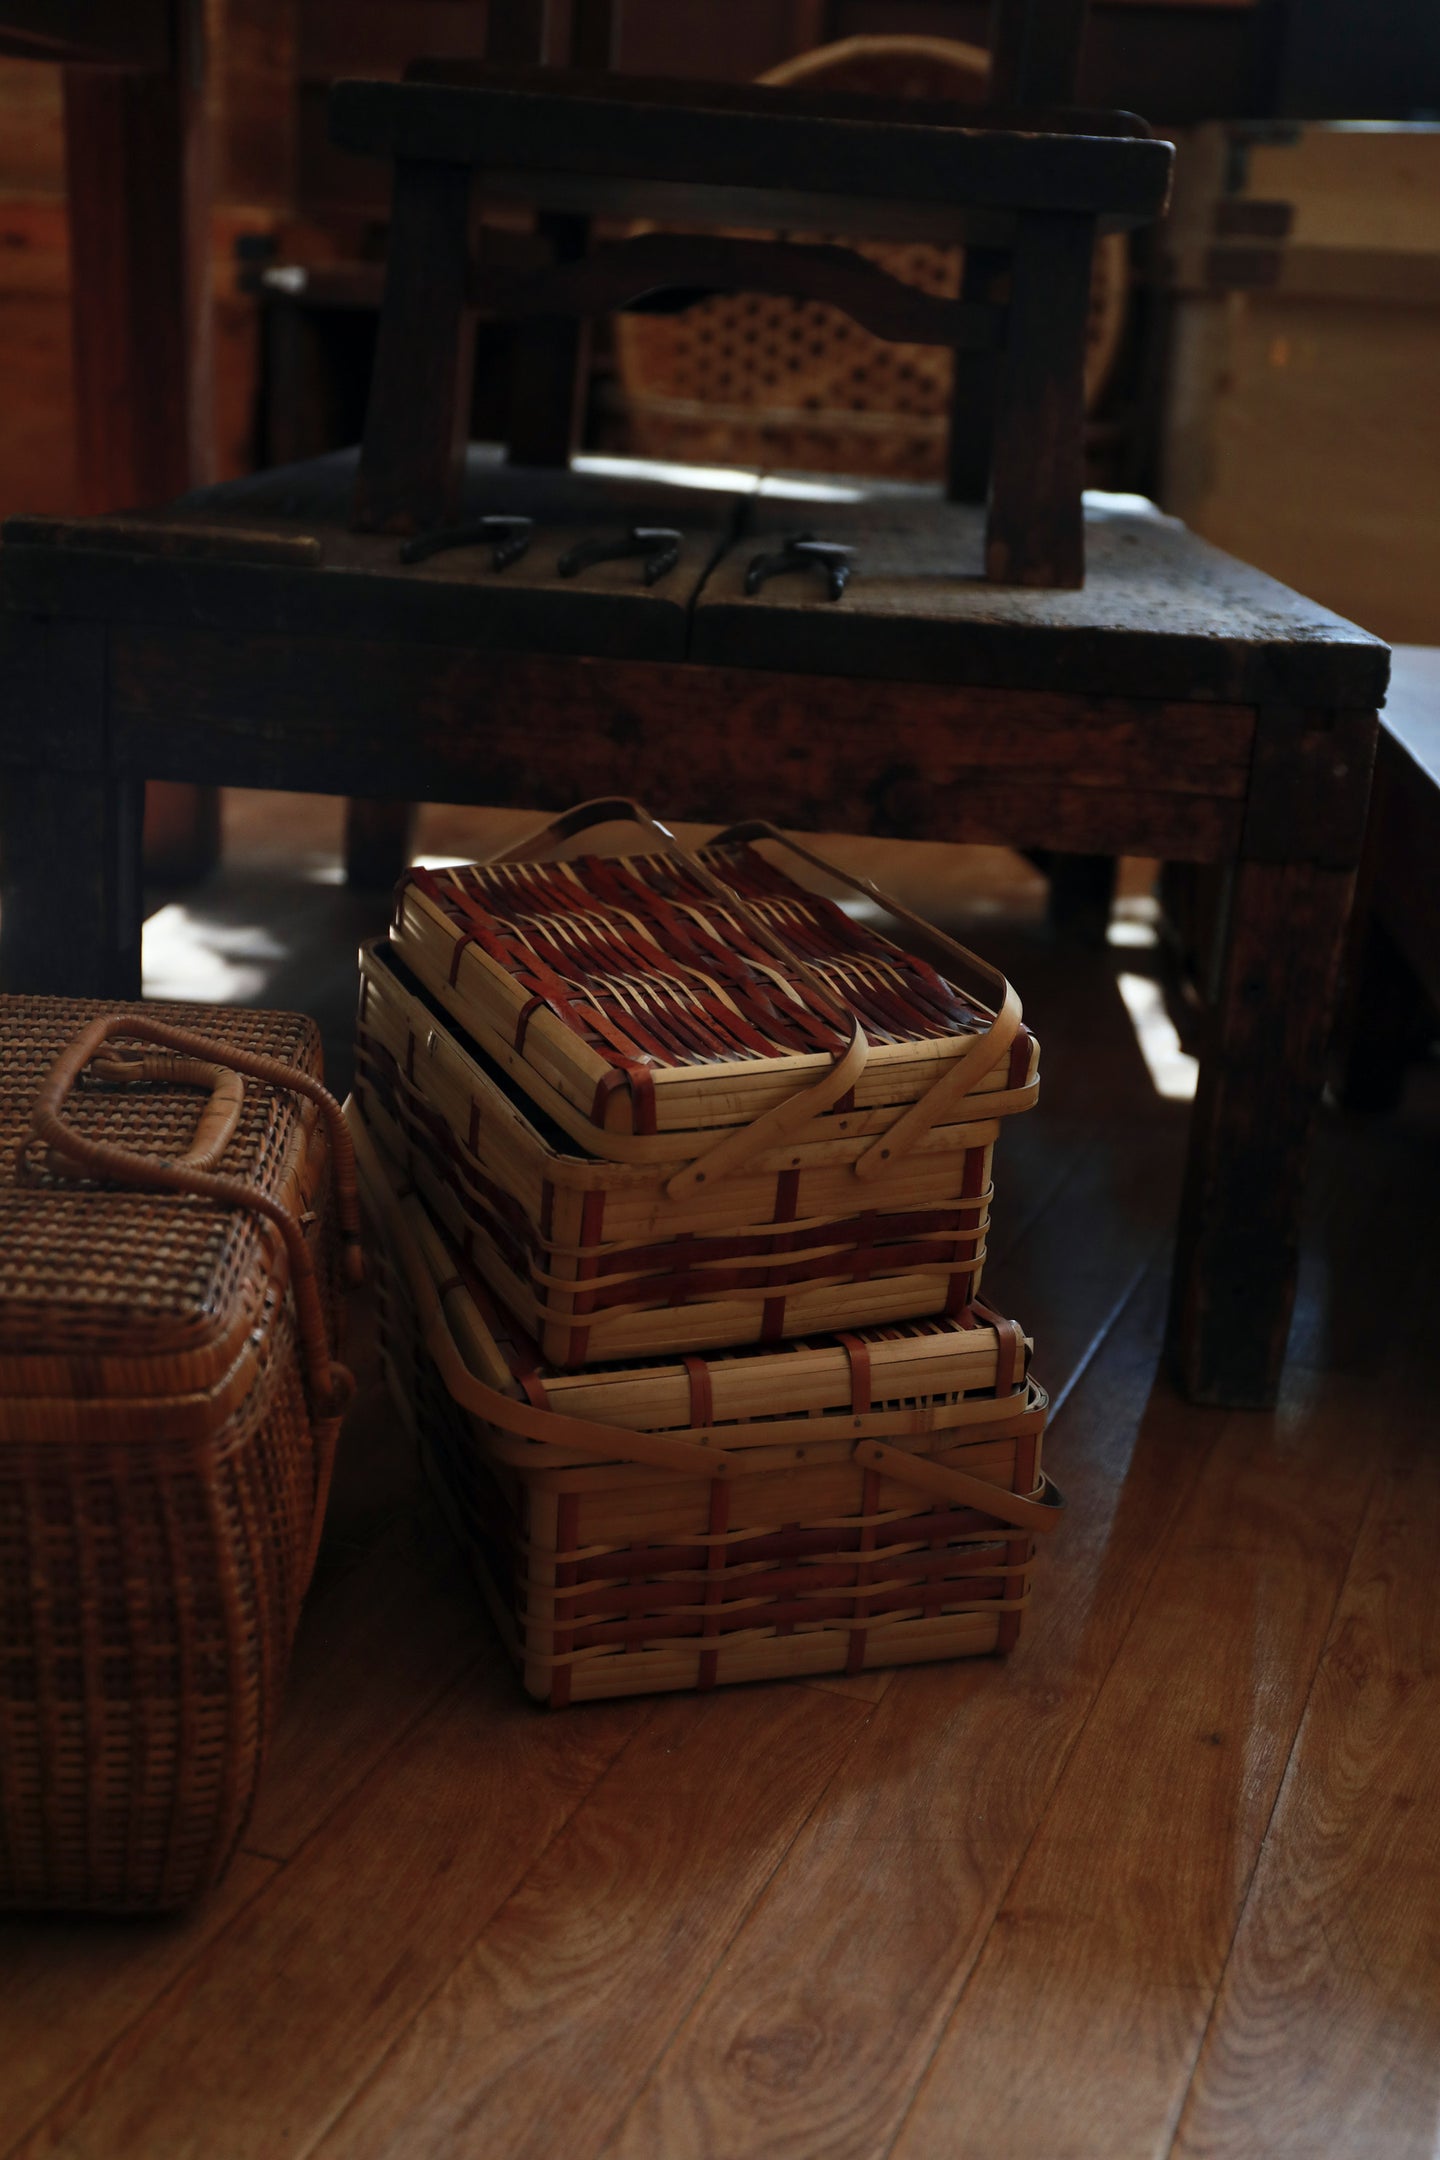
[0,449,1387,1406]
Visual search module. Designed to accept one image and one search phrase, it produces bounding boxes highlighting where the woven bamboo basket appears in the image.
[0,995,361,1912]
[383,799,1038,1365]
[353,1105,1057,1708]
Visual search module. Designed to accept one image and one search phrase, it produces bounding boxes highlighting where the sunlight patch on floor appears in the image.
[1109,892,1161,949]
[142,903,287,1003]
[1117,971,1198,1102]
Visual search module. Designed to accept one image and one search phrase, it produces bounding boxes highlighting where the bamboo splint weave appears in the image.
[354,1103,1058,1708]
[391,804,1038,1143]
[382,799,1037,1364]
[0,994,359,1912]
[358,939,1005,1366]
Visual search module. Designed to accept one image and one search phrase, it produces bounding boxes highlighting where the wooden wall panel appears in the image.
[1160,125,1440,646]
[0,55,63,190]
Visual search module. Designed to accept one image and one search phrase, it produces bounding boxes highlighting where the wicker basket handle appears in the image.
[854,1434,1063,1534]
[39,1051,246,1176]
[487,796,870,1200]
[18,1014,364,1419]
[350,1105,742,1482]
[709,820,1026,1180]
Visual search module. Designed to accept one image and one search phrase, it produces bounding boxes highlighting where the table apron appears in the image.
[96,633,1254,864]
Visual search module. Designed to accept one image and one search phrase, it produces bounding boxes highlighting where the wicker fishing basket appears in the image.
[354,1105,1057,1708]
[0,995,361,1912]
[381,799,1038,1366]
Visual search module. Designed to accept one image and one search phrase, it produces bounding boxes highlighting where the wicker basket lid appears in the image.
[392,821,1038,1154]
[0,995,323,1393]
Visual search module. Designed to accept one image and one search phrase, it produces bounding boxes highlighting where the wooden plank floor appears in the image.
[4,793,1438,2160]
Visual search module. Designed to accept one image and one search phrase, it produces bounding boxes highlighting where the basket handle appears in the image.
[18,1014,363,1420]
[488,798,1023,1187]
[350,1103,742,1482]
[853,1435,1062,1534]
[485,796,868,1200]
[38,1051,247,1176]
[709,820,1025,1179]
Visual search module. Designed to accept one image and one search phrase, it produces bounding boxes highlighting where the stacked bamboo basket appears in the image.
[351,797,1060,1706]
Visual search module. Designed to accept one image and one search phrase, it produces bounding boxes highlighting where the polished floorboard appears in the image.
[3,793,1438,2160]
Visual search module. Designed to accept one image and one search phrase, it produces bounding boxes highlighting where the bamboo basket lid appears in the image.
[391,799,1037,1177]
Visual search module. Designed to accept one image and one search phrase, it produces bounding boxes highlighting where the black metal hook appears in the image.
[557,525,683,586]
[399,515,535,571]
[744,531,855,602]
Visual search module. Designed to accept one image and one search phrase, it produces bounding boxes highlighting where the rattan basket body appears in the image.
[381,804,1038,1365]
[0,995,356,1912]
[355,1106,1057,1708]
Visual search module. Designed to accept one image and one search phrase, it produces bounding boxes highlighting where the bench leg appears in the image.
[1,768,143,999]
[946,244,1006,506]
[353,158,475,534]
[507,213,592,469]
[985,210,1092,588]
[1168,857,1354,1407]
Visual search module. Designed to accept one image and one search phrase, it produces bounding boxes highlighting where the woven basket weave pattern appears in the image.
[0,994,343,1911]
[1,1293,313,1908]
[400,846,999,1140]
[358,941,1005,1364]
[365,1126,1050,1709]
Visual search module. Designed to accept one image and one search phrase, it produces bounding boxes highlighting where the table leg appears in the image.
[344,798,417,890]
[0,768,143,999]
[1045,852,1117,945]
[1168,856,1355,1406]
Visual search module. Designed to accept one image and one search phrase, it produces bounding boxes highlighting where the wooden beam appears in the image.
[352,158,476,532]
[476,233,999,347]
[0,0,170,68]
[328,77,1173,224]
[95,633,1252,865]
[62,0,214,508]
